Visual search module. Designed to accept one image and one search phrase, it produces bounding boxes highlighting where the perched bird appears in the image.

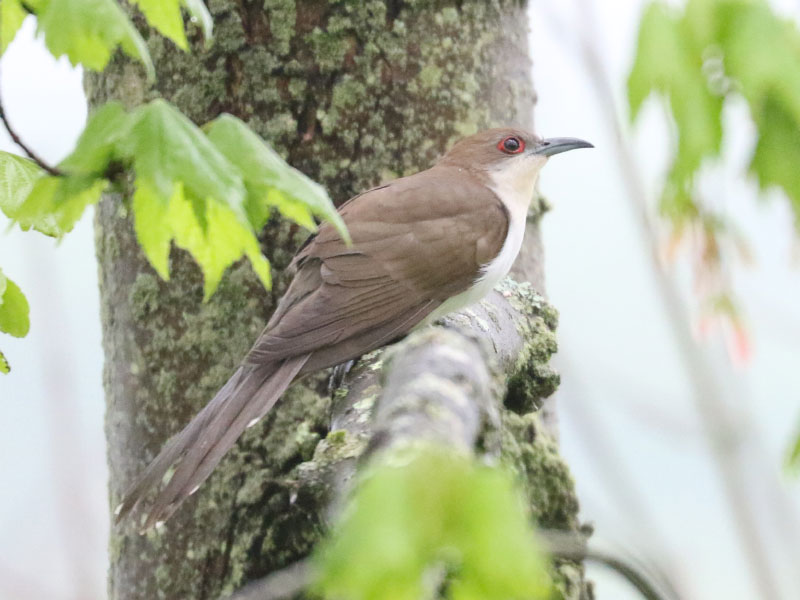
[115,127,592,529]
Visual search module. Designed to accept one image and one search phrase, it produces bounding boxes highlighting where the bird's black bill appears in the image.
[534,137,594,157]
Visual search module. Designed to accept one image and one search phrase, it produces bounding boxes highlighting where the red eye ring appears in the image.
[498,136,524,154]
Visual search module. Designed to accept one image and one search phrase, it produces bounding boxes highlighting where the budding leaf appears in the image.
[14,174,108,234]
[0,151,61,235]
[35,0,154,80]
[204,114,349,241]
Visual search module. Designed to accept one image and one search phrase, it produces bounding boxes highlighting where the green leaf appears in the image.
[718,2,800,127]
[205,114,350,242]
[788,427,800,475]
[122,100,273,295]
[129,0,213,50]
[36,0,154,80]
[132,181,171,278]
[0,269,30,338]
[124,100,247,221]
[1,0,27,54]
[314,445,551,600]
[0,150,62,235]
[129,0,187,50]
[59,101,132,175]
[628,1,723,183]
[11,174,108,234]
[0,269,29,375]
[0,151,43,213]
[750,94,800,227]
[133,181,271,298]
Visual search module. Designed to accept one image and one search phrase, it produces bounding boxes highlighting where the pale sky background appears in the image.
[1,2,799,599]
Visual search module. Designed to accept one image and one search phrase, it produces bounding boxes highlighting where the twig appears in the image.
[0,80,62,175]
[223,560,311,600]
[542,530,679,600]
[224,533,678,600]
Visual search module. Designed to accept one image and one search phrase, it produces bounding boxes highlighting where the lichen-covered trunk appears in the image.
[88,1,582,598]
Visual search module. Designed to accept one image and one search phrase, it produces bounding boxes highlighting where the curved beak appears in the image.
[533,137,594,157]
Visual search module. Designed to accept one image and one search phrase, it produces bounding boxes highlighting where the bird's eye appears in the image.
[498,136,524,154]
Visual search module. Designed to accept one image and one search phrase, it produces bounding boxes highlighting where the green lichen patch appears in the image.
[500,412,579,531]
[499,412,585,599]
[495,278,561,414]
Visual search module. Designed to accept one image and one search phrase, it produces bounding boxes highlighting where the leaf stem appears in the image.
[0,85,62,176]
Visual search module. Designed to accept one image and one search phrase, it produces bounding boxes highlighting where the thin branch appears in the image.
[0,79,62,175]
[542,531,680,600]
[225,533,678,600]
[585,552,672,600]
[223,560,311,600]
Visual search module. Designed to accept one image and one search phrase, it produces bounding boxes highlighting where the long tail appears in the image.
[114,354,309,531]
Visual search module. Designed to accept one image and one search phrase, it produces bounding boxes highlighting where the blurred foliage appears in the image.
[629,0,800,223]
[788,425,800,474]
[12,0,154,78]
[0,0,213,78]
[0,268,29,373]
[314,445,552,600]
[629,0,800,466]
[629,0,800,351]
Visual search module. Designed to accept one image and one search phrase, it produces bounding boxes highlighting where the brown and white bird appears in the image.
[115,127,592,529]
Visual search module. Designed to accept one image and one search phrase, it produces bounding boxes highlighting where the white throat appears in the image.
[420,155,546,326]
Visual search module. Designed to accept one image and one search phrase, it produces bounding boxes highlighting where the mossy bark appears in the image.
[89,1,585,598]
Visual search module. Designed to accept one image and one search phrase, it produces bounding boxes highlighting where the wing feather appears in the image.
[245,166,508,369]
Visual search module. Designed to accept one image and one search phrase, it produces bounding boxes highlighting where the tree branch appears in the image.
[225,279,574,598]
[0,90,62,176]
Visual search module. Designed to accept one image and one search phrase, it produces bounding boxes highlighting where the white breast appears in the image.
[419,156,543,326]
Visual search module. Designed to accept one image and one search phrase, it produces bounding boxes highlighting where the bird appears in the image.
[115,127,592,530]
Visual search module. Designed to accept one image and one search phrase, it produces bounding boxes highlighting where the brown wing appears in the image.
[245,165,509,371]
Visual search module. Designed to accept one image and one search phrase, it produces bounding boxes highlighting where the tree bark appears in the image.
[88,1,588,598]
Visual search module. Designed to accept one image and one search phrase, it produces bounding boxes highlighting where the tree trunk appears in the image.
[87,1,588,598]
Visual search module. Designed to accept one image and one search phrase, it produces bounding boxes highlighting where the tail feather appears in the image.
[113,366,247,523]
[115,355,309,531]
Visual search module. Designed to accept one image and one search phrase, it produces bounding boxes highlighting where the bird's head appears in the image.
[438,127,593,201]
